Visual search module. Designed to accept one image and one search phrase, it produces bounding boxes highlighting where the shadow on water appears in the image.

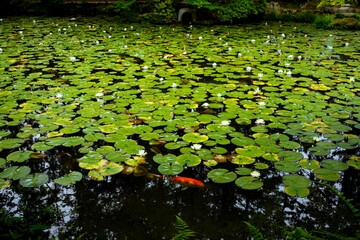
[1,164,359,239]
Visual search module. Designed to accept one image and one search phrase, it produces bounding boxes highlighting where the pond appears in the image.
[0,16,359,239]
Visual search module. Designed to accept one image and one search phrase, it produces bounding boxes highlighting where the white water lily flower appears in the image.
[281,33,285,37]
[69,57,76,61]
[108,35,111,39]
[228,47,232,51]
[238,53,242,57]
[138,150,146,157]
[278,69,283,74]
[284,63,290,67]
[251,171,260,178]
[142,66,148,70]
[313,136,320,142]
[124,45,128,48]
[246,66,252,72]
[254,88,261,95]
[172,83,177,88]
[95,92,103,97]
[0,48,2,53]
[251,39,255,44]
[202,103,209,108]
[191,144,202,150]
[221,120,230,126]
[198,36,202,40]
[212,62,217,67]
[258,102,266,106]
[159,77,164,82]
[219,37,222,40]
[224,42,228,46]
[350,77,355,82]
[345,42,349,46]
[183,52,187,55]
[19,31,23,34]
[258,73,263,78]
[298,56,302,60]
[255,119,265,125]
[217,93,222,97]
[287,55,294,60]
[286,71,292,76]
[56,93,63,98]
[124,28,127,31]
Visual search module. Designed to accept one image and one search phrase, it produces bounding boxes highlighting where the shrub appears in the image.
[331,17,360,29]
[296,12,317,23]
[314,14,335,29]
[188,0,267,23]
[148,0,177,24]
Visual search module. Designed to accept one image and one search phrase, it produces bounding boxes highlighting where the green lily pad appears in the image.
[207,169,237,183]
[158,162,184,175]
[0,179,10,189]
[183,132,209,143]
[20,173,49,187]
[278,151,303,161]
[0,138,24,149]
[299,159,320,170]
[235,167,252,175]
[284,187,310,198]
[321,159,348,171]
[54,171,83,185]
[0,166,31,180]
[313,168,340,181]
[308,146,330,156]
[347,156,360,170]
[6,151,33,163]
[99,162,124,176]
[235,145,264,157]
[275,161,301,172]
[105,151,130,162]
[254,163,269,170]
[283,174,311,188]
[235,176,263,190]
[176,154,201,167]
[62,137,85,147]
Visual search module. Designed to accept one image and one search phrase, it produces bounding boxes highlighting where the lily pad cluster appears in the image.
[0,18,359,196]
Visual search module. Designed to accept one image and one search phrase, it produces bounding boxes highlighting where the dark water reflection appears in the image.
[1,165,359,239]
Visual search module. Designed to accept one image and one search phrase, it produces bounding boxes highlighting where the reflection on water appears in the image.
[1,165,359,239]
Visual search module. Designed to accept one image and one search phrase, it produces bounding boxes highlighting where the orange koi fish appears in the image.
[147,173,205,188]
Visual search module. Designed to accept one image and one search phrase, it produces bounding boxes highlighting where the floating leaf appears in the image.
[299,159,320,170]
[232,155,255,165]
[182,133,208,143]
[284,187,310,198]
[0,179,10,189]
[313,168,340,181]
[235,176,263,190]
[283,174,311,188]
[347,156,360,170]
[54,171,82,185]
[207,169,237,183]
[278,151,303,161]
[158,162,183,175]
[20,173,48,187]
[177,154,201,167]
[6,151,33,163]
[275,161,301,173]
[235,167,252,175]
[0,138,24,149]
[0,166,31,180]
[235,145,264,157]
[321,159,348,171]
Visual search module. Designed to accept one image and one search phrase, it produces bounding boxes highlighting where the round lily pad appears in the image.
[284,187,310,198]
[158,162,184,175]
[278,151,303,161]
[321,159,348,171]
[0,166,31,180]
[182,133,209,143]
[207,169,237,183]
[54,171,83,185]
[299,159,320,170]
[153,154,177,164]
[283,174,311,188]
[235,176,263,190]
[275,161,301,172]
[20,173,49,187]
[235,167,252,175]
[313,168,340,181]
[0,138,24,149]
[235,145,264,157]
[177,154,201,166]
[6,151,33,163]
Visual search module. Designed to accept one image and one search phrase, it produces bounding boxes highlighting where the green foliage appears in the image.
[243,221,267,240]
[107,0,137,19]
[188,0,267,23]
[265,12,317,23]
[317,0,358,8]
[296,12,318,23]
[314,14,335,29]
[148,0,176,24]
[171,216,196,240]
[331,17,360,29]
